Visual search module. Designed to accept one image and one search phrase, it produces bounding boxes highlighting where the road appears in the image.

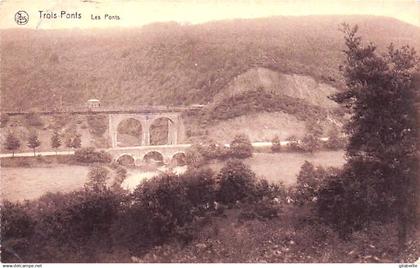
[0,150,75,158]
[0,139,329,158]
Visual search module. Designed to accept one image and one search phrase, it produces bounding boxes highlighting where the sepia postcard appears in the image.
[0,0,419,266]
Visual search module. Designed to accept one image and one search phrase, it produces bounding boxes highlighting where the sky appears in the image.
[0,0,419,29]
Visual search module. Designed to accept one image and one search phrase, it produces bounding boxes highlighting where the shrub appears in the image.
[300,134,321,153]
[74,147,112,164]
[285,135,301,152]
[1,201,34,262]
[59,190,120,242]
[85,165,111,192]
[31,190,122,262]
[316,159,395,237]
[252,179,286,202]
[292,161,327,206]
[185,145,206,168]
[111,166,128,191]
[180,168,217,210]
[132,174,194,228]
[199,143,231,160]
[229,134,253,159]
[116,174,195,250]
[216,159,257,204]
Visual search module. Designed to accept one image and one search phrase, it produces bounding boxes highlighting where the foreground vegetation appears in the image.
[1,159,418,263]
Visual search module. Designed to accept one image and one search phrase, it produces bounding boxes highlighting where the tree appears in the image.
[216,159,256,204]
[185,145,206,168]
[324,24,419,245]
[71,135,82,149]
[27,131,41,156]
[271,135,281,152]
[230,134,253,159]
[85,165,110,193]
[325,128,346,150]
[4,132,20,157]
[65,136,73,148]
[286,135,300,151]
[293,161,330,206]
[50,131,61,154]
[301,120,323,153]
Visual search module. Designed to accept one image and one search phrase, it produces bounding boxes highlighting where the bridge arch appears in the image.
[109,112,182,148]
[171,152,187,166]
[116,153,136,166]
[116,118,143,147]
[143,151,164,163]
[149,117,175,145]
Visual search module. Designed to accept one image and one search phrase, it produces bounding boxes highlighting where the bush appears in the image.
[30,190,122,262]
[180,168,217,211]
[292,161,327,206]
[199,143,231,160]
[285,135,301,152]
[116,174,195,250]
[1,201,35,262]
[229,134,253,159]
[185,145,206,168]
[74,147,112,164]
[316,159,394,237]
[252,179,286,202]
[216,159,257,204]
[300,134,321,153]
[85,165,111,192]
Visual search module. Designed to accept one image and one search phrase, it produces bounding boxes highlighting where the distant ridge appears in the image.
[1,15,419,111]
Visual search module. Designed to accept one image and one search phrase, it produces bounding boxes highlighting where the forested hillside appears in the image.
[2,15,420,111]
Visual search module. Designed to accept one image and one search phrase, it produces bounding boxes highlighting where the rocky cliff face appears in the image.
[213,67,338,108]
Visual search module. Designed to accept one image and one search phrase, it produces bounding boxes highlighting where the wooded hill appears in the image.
[2,15,419,112]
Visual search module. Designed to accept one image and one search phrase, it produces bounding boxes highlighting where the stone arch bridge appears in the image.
[107,144,191,165]
[107,108,191,164]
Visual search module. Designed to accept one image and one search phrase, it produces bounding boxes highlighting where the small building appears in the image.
[87,99,101,109]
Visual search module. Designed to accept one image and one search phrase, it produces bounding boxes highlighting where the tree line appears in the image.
[3,131,82,156]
